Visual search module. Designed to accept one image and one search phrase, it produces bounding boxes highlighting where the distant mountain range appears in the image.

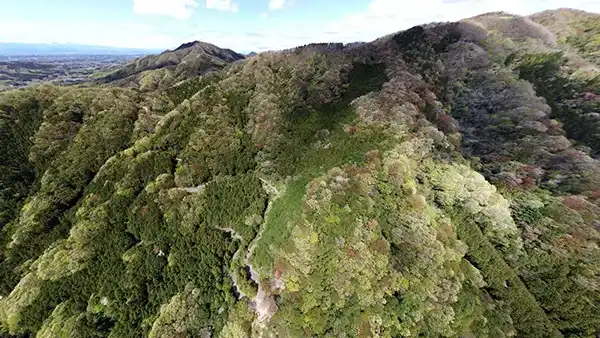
[0,42,161,56]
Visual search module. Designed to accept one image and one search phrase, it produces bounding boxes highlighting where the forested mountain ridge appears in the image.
[1,8,600,338]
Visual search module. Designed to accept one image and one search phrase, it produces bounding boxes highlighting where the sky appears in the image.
[0,0,599,52]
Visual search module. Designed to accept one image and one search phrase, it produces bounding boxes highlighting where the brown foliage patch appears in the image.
[345,246,357,258]
[364,219,378,230]
[521,176,537,190]
[372,239,390,254]
[562,195,588,211]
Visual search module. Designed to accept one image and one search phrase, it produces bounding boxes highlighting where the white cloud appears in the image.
[206,0,239,12]
[2,0,599,53]
[133,0,199,19]
[269,0,286,10]
[195,0,600,52]
[323,0,600,44]
[199,0,600,53]
[260,12,269,19]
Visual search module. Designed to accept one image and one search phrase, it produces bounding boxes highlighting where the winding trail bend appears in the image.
[215,177,282,326]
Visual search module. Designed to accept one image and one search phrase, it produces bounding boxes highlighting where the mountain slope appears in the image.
[99,40,245,89]
[1,8,600,338]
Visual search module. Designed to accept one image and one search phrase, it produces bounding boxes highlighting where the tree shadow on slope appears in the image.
[274,61,387,176]
[253,61,389,273]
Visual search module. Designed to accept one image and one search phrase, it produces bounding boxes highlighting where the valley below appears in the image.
[0,54,138,92]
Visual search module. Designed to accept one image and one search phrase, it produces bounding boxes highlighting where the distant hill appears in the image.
[0,42,160,56]
[99,40,245,89]
[529,8,599,38]
[530,8,600,63]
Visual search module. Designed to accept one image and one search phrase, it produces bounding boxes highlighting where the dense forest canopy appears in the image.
[1,8,600,338]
